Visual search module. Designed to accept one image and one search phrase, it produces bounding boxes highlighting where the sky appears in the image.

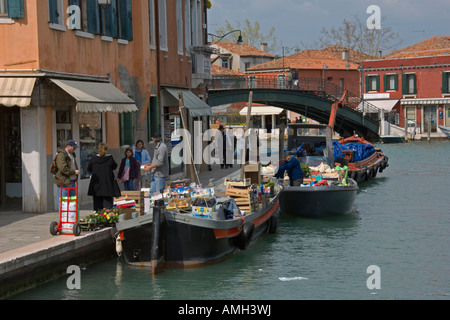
[207,0,448,55]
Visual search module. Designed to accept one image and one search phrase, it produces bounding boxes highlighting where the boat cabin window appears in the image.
[296,127,326,136]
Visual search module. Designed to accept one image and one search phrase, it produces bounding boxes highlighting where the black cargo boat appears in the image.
[116,193,280,274]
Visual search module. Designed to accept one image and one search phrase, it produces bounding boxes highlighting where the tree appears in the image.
[213,19,277,53]
[319,15,402,56]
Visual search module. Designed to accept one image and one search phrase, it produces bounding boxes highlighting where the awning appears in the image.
[51,79,138,113]
[401,98,450,105]
[165,88,212,117]
[239,106,283,116]
[356,99,399,113]
[0,77,37,107]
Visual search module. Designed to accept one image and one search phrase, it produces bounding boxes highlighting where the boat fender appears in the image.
[379,159,385,172]
[372,165,379,177]
[364,167,371,181]
[237,222,255,250]
[268,214,278,234]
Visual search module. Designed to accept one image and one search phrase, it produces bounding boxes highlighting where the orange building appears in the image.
[0,0,212,212]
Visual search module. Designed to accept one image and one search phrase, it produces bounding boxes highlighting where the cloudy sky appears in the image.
[207,0,448,54]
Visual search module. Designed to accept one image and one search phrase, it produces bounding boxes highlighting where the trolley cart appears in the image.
[50,182,81,236]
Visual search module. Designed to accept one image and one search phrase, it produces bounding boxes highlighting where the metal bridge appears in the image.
[208,76,382,139]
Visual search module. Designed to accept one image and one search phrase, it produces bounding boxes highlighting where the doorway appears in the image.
[423,106,437,133]
[0,107,22,211]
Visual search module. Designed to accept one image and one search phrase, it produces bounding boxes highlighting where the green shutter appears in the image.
[102,0,118,37]
[48,0,58,23]
[394,74,398,91]
[120,0,133,41]
[87,0,100,34]
[7,0,23,18]
[120,112,134,146]
[375,75,380,92]
[383,74,388,91]
[442,72,448,94]
[365,76,370,92]
[147,97,160,142]
[402,74,407,95]
[411,74,417,94]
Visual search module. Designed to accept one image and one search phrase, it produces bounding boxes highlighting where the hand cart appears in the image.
[50,182,81,236]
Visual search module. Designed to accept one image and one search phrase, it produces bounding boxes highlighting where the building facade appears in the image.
[361,37,450,138]
[0,0,212,213]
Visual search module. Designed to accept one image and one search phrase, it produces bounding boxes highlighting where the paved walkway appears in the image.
[0,164,240,254]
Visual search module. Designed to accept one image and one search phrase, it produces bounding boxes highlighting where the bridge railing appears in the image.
[210,75,417,134]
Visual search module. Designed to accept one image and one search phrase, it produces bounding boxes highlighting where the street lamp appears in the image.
[208,30,243,45]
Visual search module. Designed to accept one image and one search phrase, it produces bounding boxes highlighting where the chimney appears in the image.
[260,43,268,53]
[378,50,383,58]
[342,51,349,61]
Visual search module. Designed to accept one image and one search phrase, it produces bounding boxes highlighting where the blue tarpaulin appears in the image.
[333,141,375,162]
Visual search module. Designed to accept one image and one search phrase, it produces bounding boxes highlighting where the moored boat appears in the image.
[333,135,389,183]
[279,178,358,218]
[380,135,406,143]
[438,125,450,138]
[115,182,280,274]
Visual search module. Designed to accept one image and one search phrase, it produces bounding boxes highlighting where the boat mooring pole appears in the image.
[151,199,165,273]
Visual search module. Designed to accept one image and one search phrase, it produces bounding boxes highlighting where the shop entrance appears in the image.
[0,107,22,211]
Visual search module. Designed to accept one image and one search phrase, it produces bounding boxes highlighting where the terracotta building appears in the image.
[361,37,450,139]
[0,0,212,212]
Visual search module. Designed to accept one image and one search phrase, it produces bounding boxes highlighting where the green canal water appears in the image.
[12,141,450,300]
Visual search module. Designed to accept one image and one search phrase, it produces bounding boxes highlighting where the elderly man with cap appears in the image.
[274,150,303,186]
[52,140,80,212]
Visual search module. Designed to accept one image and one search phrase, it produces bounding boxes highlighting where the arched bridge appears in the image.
[208,76,381,139]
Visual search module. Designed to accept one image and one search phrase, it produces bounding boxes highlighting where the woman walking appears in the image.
[87,143,121,212]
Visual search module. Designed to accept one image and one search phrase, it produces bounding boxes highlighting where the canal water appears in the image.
[12,141,450,300]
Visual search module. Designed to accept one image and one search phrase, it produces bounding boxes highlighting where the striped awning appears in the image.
[51,79,138,113]
[0,77,37,107]
[165,88,212,117]
[239,106,283,116]
[401,98,450,105]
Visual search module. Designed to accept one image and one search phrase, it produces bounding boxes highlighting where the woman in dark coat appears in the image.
[87,143,121,212]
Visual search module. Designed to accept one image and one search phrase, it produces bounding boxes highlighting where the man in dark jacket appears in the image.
[53,140,79,212]
[274,151,304,186]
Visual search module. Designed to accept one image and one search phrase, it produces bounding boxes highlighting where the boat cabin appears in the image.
[287,123,334,166]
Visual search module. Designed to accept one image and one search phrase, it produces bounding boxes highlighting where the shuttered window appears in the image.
[365,75,380,92]
[120,112,134,146]
[4,0,23,18]
[402,74,416,95]
[443,72,450,94]
[383,74,398,91]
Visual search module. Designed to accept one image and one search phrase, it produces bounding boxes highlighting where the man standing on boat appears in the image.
[144,132,169,195]
[274,151,303,186]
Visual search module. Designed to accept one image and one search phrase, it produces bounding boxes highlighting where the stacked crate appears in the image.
[225,179,258,213]
[120,191,145,217]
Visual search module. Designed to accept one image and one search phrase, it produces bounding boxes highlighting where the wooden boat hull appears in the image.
[380,135,405,143]
[116,194,280,273]
[279,178,358,218]
[346,151,388,184]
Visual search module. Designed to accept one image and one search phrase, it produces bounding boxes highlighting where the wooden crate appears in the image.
[244,162,261,185]
[224,178,251,188]
[120,191,144,216]
[226,184,257,213]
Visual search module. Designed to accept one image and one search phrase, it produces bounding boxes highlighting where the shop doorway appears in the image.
[446,106,450,127]
[423,106,437,133]
[0,107,22,211]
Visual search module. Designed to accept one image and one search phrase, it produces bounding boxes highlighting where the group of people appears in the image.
[52,133,169,213]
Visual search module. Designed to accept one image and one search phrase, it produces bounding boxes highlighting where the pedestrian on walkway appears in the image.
[87,143,121,212]
[133,139,151,189]
[144,132,169,195]
[117,148,140,191]
[52,140,80,213]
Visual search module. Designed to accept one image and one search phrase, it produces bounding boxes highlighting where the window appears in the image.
[147,96,160,142]
[402,73,416,95]
[2,0,24,18]
[148,0,156,48]
[159,0,168,50]
[384,74,398,91]
[184,0,191,53]
[365,75,380,92]
[49,0,64,26]
[79,113,103,179]
[176,0,183,54]
[406,107,416,128]
[442,72,450,94]
[248,76,256,89]
[221,58,229,69]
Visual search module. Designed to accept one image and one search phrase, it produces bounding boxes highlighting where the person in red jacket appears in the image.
[118,148,140,191]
